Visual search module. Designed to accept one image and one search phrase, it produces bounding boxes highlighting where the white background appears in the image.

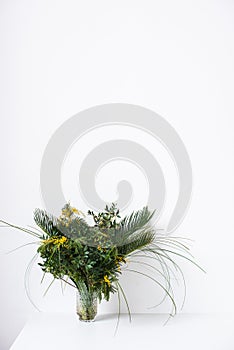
[1,0,234,349]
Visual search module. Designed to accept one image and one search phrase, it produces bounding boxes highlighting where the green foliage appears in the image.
[88,202,121,230]
[34,209,61,238]
[119,206,155,238]
[34,203,157,302]
[1,202,204,320]
[117,228,155,255]
[114,206,156,253]
[37,235,120,301]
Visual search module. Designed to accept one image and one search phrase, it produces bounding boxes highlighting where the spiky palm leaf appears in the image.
[118,206,155,238]
[33,208,61,237]
[113,206,155,249]
[118,228,155,255]
[1,202,204,325]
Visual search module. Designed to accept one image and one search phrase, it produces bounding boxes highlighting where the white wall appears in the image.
[1,0,234,349]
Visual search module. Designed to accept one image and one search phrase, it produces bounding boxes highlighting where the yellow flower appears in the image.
[117,256,123,262]
[116,262,121,272]
[43,236,67,247]
[116,256,126,263]
[115,256,127,271]
[103,275,111,287]
[97,245,102,251]
[61,208,72,217]
[55,236,67,245]
[71,207,85,217]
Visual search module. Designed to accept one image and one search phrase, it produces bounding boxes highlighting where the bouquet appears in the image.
[1,202,203,323]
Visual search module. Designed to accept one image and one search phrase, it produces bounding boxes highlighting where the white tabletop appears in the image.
[10,312,234,350]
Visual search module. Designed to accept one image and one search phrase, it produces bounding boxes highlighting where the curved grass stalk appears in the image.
[56,247,63,294]
[40,271,46,284]
[138,249,187,311]
[129,259,172,290]
[136,250,180,288]
[152,240,190,255]
[155,248,187,310]
[134,250,178,305]
[156,234,194,242]
[24,253,41,312]
[150,244,206,273]
[130,255,173,287]
[156,236,193,249]
[58,247,61,275]
[27,225,44,234]
[129,252,179,291]
[175,263,186,311]
[158,238,191,250]
[114,283,121,336]
[129,248,187,309]
[141,248,176,286]
[43,278,56,297]
[129,259,169,280]
[141,246,181,273]
[129,259,174,308]
[60,279,64,295]
[126,268,176,325]
[0,220,41,238]
[60,277,76,289]
[116,281,131,323]
[147,247,187,310]
[137,247,180,274]
[154,239,193,257]
[1,203,203,325]
[144,253,175,307]
[139,248,186,289]
[148,259,186,311]
[6,241,40,254]
[125,268,177,316]
[144,248,180,297]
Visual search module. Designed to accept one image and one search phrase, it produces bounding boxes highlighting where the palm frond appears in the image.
[118,206,155,238]
[33,209,61,237]
[118,229,155,255]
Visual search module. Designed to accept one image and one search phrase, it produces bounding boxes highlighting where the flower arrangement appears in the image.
[1,202,204,323]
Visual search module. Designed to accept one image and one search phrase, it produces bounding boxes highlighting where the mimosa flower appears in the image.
[103,275,111,287]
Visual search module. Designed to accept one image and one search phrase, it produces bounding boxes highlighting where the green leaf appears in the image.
[33,209,61,237]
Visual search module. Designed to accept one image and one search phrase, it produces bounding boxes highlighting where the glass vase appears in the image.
[76,289,98,322]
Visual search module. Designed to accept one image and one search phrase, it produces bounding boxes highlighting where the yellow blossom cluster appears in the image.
[103,275,111,287]
[43,236,68,247]
[58,205,85,227]
[115,256,128,271]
